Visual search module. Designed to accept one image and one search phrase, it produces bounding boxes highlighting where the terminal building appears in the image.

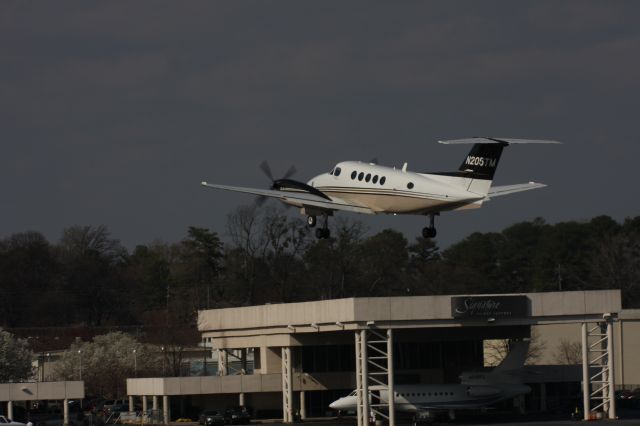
[125,289,640,424]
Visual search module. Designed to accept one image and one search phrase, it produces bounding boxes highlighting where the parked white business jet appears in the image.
[201,138,560,239]
[328,340,531,421]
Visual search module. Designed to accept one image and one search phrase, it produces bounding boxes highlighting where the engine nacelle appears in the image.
[465,386,502,397]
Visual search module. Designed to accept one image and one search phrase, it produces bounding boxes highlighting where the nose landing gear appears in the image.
[307,215,317,227]
[421,214,437,239]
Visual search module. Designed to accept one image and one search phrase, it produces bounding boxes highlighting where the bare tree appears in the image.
[553,339,582,365]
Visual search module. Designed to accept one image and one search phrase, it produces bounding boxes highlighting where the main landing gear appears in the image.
[421,214,437,239]
[308,214,331,239]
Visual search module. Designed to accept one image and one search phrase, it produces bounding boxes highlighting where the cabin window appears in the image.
[407,182,414,189]
[351,171,357,179]
[380,176,386,185]
[365,173,371,182]
[335,167,342,177]
[358,172,364,181]
[372,175,378,183]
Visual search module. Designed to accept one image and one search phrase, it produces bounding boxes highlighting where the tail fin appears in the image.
[436,137,561,196]
[492,340,530,374]
[458,142,507,180]
[487,340,530,384]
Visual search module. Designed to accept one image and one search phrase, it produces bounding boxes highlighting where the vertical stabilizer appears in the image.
[457,142,507,180]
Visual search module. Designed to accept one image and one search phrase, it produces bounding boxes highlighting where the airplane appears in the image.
[201,138,560,239]
[328,340,531,421]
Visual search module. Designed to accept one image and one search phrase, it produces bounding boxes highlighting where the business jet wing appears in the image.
[415,402,489,410]
[485,182,547,199]
[201,182,375,214]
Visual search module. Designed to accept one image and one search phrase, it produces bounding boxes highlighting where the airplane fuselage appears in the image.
[299,161,482,215]
[329,383,531,413]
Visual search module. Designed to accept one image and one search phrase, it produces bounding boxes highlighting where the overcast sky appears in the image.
[1,1,639,249]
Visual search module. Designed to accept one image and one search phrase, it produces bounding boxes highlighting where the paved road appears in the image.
[250,412,640,426]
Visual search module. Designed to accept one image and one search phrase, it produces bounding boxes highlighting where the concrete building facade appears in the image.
[125,289,630,424]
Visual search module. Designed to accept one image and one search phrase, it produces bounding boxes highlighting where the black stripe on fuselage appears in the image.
[317,186,455,201]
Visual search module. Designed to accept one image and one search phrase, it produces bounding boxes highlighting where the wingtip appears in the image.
[201,181,208,186]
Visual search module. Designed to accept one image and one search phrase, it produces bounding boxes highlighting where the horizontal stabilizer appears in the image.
[439,137,562,145]
[486,182,546,198]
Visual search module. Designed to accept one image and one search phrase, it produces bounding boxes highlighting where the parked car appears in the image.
[198,410,225,426]
[224,406,251,425]
[0,415,25,426]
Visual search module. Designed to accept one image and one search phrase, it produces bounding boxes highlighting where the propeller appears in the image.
[256,161,297,205]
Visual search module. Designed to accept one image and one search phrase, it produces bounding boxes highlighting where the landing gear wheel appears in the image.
[307,215,317,227]
[315,228,330,239]
[422,227,437,239]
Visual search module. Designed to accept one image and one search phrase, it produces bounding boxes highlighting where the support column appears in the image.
[163,396,170,425]
[281,347,293,423]
[239,392,245,407]
[360,330,370,425]
[540,383,547,412]
[387,328,395,426]
[218,349,228,376]
[607,320,616,419]
[355,331,363,426]
[241,348,248,374]
[581,323,590,420]
[142,396,148,413]
[63,398,69,426]
[299,391,306,420]
[153,396,158,410]
[129,396,134,414]
[7,401,13,420]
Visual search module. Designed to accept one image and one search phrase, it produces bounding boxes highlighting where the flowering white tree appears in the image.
[54,332,160,397]
[0,328,33,382]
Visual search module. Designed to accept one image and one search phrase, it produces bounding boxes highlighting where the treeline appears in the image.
[1,206,639,330]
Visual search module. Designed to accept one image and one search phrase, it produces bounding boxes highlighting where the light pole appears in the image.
[133,349,138,377]
[161,346,166,377]
[78,349,82,380]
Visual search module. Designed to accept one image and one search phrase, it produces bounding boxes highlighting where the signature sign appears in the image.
[451,296,528,318]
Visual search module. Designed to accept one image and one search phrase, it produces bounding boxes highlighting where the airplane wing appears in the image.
[485,182,547,199]
[201,182,375,214]
[439,137,562,145]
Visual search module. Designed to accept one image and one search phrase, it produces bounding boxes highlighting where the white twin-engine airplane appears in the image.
[201,138,560,239]
[328,340,531,421]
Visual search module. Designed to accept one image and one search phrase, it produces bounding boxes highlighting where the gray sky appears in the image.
[2,1,639,249]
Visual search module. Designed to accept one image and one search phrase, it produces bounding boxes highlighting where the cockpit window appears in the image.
[335,167,341,177]
[348,390,357,396]
[329,168,334,175]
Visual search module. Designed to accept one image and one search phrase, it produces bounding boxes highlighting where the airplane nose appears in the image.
[329,399,341,410]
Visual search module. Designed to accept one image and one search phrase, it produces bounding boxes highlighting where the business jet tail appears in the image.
[435,138,561,197]
[461,339,530,385]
